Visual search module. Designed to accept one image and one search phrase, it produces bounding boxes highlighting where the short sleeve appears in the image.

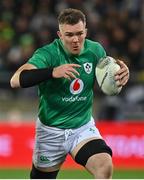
[28,48,52,68]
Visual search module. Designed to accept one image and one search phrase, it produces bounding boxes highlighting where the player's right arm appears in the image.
[10,63,81,88]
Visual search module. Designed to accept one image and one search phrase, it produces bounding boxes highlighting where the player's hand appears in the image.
[52,64,81,80]
[115,60,129,86]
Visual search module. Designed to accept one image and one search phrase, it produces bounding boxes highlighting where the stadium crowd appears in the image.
[0,0,144,120]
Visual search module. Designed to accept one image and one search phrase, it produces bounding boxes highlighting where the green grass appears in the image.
[0,168,144,179]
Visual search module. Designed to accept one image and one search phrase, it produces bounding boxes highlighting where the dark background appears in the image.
[0,0,143,121]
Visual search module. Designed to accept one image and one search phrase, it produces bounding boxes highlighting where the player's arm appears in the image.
[10,63,81,88]
[10,63,38,88]
[115,60,129,86]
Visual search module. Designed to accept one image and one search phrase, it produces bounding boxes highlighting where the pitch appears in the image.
[0,168,144,179]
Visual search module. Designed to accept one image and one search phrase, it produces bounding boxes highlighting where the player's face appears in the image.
[57,21,87,55]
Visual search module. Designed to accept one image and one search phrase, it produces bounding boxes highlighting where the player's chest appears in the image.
[64,56,95,79]
[61,57,95,91]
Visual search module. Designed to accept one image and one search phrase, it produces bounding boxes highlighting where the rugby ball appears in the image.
[95,56,122,95]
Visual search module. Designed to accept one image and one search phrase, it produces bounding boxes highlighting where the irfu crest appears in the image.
[83,63,92,74]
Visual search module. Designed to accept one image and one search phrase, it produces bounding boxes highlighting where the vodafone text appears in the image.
[62,96,87,102]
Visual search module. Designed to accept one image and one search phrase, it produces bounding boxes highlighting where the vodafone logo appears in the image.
[70,78,84,95]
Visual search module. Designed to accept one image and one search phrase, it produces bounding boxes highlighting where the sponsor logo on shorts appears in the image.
[89,127,96,133]
[39,155,50,163]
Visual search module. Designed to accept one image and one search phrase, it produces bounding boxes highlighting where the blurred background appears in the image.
[0,0,144,121]
[0,0,144,179]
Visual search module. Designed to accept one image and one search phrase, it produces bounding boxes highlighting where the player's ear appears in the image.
[57,31,62,39]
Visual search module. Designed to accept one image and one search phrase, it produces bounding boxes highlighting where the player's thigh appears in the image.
[71,138,112,167]
[85,152,113,176]
[71,119,103,159]
[71,137,99,158]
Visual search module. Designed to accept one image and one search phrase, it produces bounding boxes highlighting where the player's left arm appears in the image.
[115,60,130,86]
